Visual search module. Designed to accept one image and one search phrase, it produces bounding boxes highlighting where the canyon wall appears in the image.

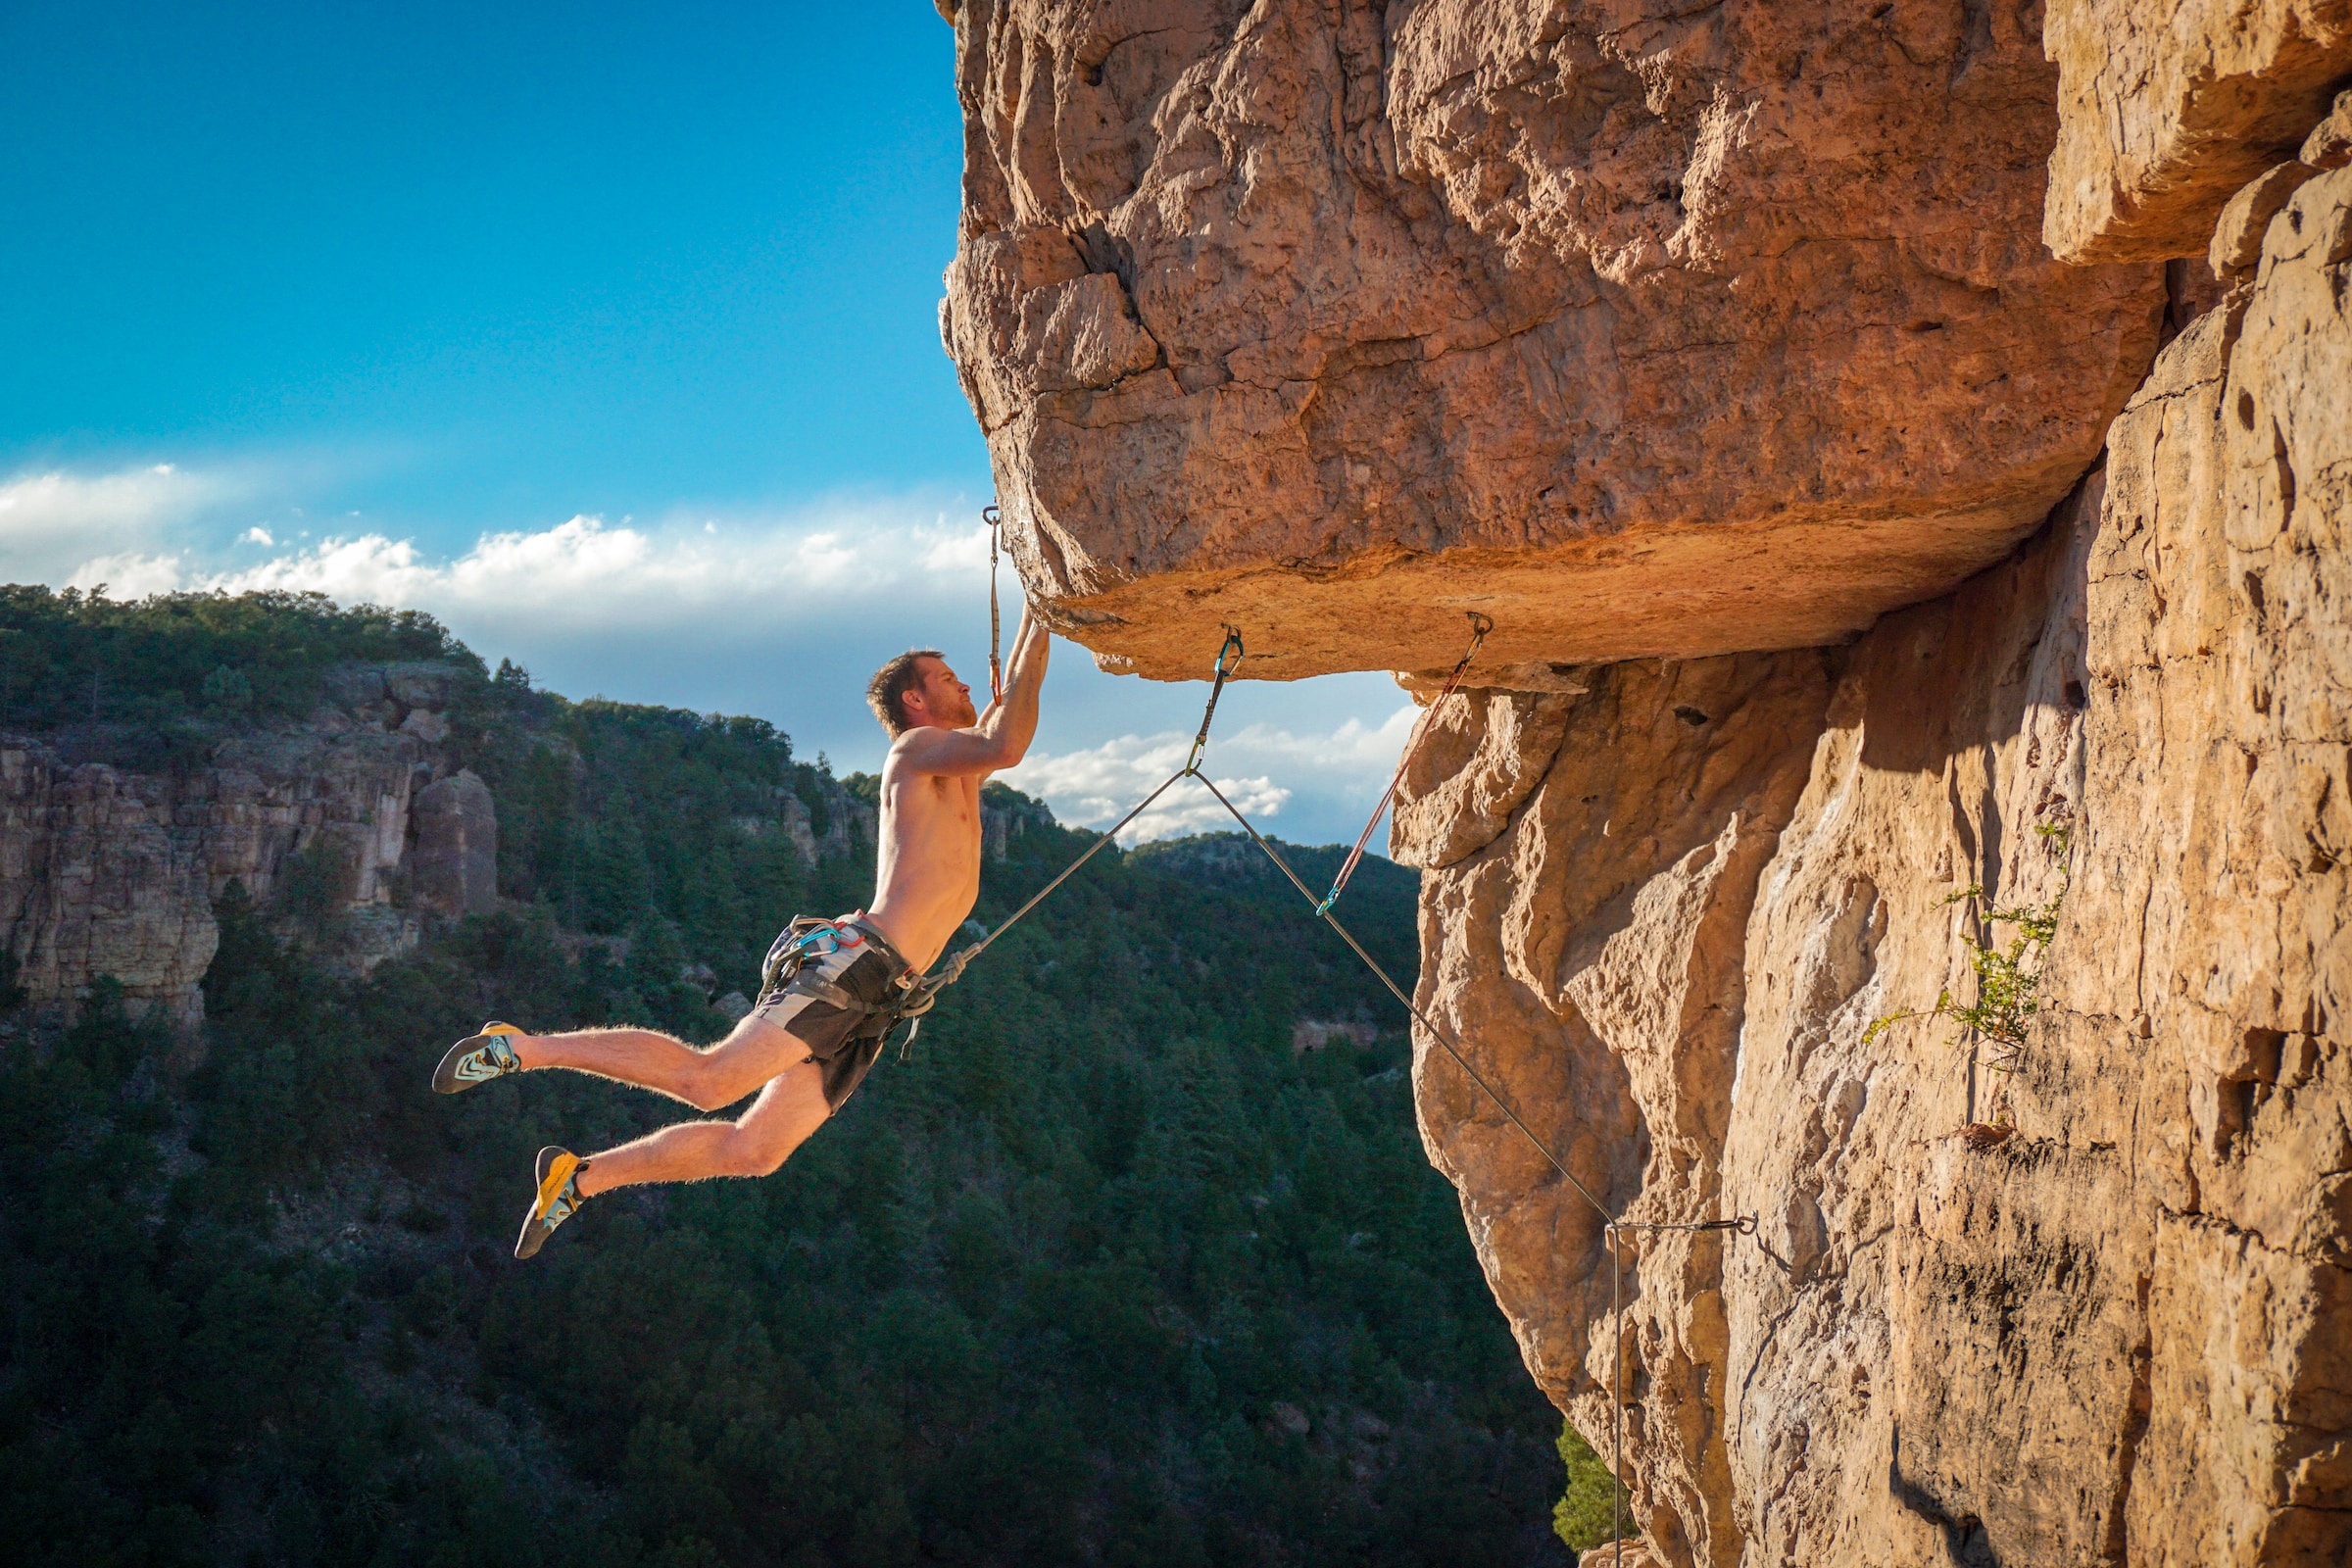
[0,669,470,1023]
[943,3,2351,1562]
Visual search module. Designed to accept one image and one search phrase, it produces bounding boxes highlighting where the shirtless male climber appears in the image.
[430,611,1051,1258]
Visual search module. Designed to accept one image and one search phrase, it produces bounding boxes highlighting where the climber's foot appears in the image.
[433,1022,526,1094]
[514,1147,590,1260]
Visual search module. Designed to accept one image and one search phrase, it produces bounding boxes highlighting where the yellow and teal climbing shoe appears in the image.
[433,1021,526,1094]
[514,1147,590,1260]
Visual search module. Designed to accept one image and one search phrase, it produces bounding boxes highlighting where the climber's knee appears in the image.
[725,1059,830,1177]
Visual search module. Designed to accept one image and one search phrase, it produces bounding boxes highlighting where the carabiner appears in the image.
[1185,627,1246,775]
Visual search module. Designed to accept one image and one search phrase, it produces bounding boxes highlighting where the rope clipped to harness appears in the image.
[983,503,1004,705]
[1315,611,1491,916]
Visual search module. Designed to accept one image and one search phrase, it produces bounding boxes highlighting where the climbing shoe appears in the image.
[433,1021,526,1094]
[514,1147,590,1260]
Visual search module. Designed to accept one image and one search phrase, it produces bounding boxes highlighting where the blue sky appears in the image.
[0,0,1413,843]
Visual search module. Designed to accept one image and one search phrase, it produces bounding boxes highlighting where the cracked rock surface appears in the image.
[941,0,2162,682]
[2042,0,2352,264]
[937,7,2349,1559]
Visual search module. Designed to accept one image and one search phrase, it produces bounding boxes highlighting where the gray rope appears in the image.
[1188,771,1618,1227]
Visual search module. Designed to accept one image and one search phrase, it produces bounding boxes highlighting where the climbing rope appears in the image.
[983,504,1004,705]
[1188,767,1615,1223]
[900,621,1610,1218]
[893,628,1244,1036]
[1315,611,1492,916]
[898,623,1755,1568]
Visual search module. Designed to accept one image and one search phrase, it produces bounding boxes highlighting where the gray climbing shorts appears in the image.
[751,914,917,1109]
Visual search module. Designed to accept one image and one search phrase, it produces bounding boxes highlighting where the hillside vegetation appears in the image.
[0,592,1569,1566]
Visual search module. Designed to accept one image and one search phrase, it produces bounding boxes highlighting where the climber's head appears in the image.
[867,650,977,737]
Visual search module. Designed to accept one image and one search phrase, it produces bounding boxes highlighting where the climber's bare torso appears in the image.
[868,742,986,972]
[869,618,1051,967]
[496,614,1052,1203]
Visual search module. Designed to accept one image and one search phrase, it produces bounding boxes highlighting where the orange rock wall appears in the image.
[940,4,2352,1562]
[942,0,2162,682]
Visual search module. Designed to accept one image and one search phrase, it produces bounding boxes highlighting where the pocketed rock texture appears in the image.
[941,0,2164,682]
[2043,0,2352,263]
[937,0,2351,1555]
[1388,167,2352,1566]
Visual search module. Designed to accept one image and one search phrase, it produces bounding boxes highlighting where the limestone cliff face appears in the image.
[2043,0,2352,263]
[0,664,501,1023]
[942,0,2163,682]
[941,4,2351,1562]
[0,723,433,1024]
[1399,167,2351,1568]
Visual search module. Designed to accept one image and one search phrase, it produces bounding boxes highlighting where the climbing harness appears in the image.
[896,619,1754,1565]
[1316,611,1492,916]
[983,504,1004,705]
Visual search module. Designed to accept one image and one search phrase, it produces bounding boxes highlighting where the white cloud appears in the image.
[0,464,240,587]
[67,498,996,640]
[1004,703,1425,845]
[1210,706,1424,778]
[5,462,993,634]
[64,551,187,598]
[1004,731,1293,842]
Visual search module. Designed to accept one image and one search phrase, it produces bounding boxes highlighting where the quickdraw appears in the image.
[983,503,1004,705]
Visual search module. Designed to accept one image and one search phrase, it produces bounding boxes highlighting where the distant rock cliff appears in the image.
[0,698,448,1024]
[941,3,2352,1563]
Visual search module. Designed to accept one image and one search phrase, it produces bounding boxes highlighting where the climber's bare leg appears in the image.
[572,1058,831,1197]
[514,1013,807,1112]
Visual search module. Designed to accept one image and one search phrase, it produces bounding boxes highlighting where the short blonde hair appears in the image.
[866,650,944,737]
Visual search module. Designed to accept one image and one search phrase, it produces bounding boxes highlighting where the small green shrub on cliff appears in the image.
[1554,1419,1619,1551]
[1865,821,2073,1124]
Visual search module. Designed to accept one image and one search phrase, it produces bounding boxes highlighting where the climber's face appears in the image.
[902,656,979,729]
